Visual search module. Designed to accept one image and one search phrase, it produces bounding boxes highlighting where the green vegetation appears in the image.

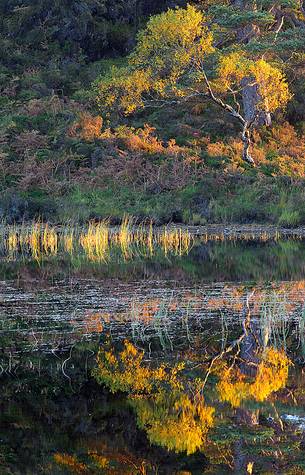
[0,1,304,224]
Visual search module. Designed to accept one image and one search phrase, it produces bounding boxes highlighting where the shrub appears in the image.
[68,113,103,141]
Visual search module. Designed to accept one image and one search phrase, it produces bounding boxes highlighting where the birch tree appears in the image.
[96,4,292,164]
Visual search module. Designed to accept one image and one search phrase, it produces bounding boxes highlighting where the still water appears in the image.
[1,226,305,474]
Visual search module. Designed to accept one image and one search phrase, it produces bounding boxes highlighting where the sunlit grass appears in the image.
[114,214,134,260]
[42,224,58,256]
[7,226,18,255]
[79,221,110,262]
[63,227,74,255]
[0,218,193,263]
[157,226,192,256]
[28,222,41,261]
[1,219,304,264]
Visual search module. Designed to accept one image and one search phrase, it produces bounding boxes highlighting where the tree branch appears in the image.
[200,68,255,165]
[200,69,246,126]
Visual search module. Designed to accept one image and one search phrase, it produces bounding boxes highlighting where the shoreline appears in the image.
[1,222,305,241]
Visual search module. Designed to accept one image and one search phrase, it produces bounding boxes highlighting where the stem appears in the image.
[201,68,256,166]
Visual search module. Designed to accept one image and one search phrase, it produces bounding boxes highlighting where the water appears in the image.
[1,231,305,474]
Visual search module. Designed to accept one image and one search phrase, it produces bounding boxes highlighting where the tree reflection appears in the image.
[94,340,215,455]
[93,319,291,459]
[132,390,214,455]
[217,347,290,408]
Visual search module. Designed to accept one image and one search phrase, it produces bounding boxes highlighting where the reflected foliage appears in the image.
[132,391,214,455]
[217,347,290,407]
[2,256,305,473]
[93,337,293,458]
[94,341,214,455]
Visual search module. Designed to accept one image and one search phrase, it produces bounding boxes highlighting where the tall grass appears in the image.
[79,221,109,262]
[2,218,304,264]
[157,227,192,257]
[1,218,193,263]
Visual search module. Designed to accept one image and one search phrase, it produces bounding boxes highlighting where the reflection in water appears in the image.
[92,318,291,463]
[94,340,214,455]
[2,222,305,275]
[217,347,290,407]
[2,236,305,284]
[1,236,305,473]
[1,220,193,263]
[133,391,214,456]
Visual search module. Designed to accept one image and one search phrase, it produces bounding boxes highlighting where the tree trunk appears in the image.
[202,69,256,165]
[242,122,255,165]
[233,0,272,126]
[241,77,272,126]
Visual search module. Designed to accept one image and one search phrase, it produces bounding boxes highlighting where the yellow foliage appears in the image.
[94,340,175,394]
[97,5,214,114]
[249,59,291,112]
[132,4,214,81]
[250,347,290,401]
[94,340,214,455]
[133,390,214,455]
[97,67,151,115]
[217,53,291,113]
[95,3,293,162]
[217,347,290,407]
[217,370,251,408]
[217,52,249,90]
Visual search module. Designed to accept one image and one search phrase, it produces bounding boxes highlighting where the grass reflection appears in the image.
[1,218,193,263]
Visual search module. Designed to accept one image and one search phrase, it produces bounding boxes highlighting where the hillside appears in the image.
[0,0,304,225]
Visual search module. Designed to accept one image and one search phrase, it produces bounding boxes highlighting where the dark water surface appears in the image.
[1,239,305,474]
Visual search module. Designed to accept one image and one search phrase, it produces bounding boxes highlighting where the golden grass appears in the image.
[43,224,58,256]
[7,227,18,254]
[28,223,41,261]
[79,221,110,262]
[114,215,134,260]
[1,218,193,262]
[157,227,192,256]
[63,228,74,254]
[2,219,302,263]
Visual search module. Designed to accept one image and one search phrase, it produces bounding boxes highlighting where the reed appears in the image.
[157,226,192,256]
[79,221,110,262]
[147,221,154,257]
[63,227,74,255]
[7,226,18,255]
[42,224,58,256]
[115,215,134,260]
[2,219,301,264]
[259,292,290,350]
[28,223,42,261]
